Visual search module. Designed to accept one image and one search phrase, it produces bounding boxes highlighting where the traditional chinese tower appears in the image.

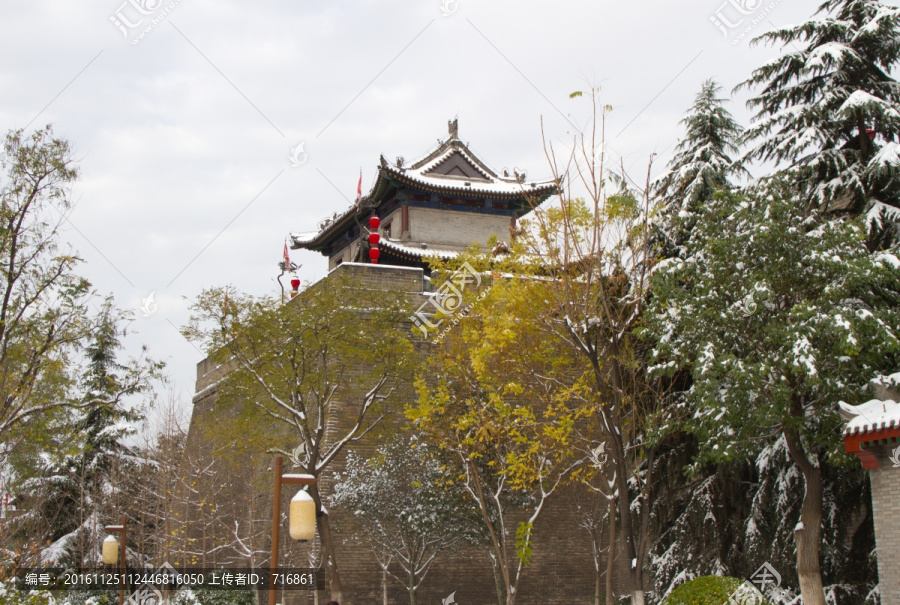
[841,372,900,605]
[188,121,608,605]
[290,119,556,271]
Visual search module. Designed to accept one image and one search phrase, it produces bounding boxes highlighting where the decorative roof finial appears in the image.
[448,118,459,139]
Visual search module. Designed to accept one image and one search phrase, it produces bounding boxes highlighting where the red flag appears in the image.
[283,241,291,268]
[357,170,363,201]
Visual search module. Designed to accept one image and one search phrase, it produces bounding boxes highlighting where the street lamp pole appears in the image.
[269,455,316,605]
[103,515,128,605]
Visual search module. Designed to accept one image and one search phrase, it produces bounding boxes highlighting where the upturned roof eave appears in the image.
[291,167,556,252]
[380,160,557,202]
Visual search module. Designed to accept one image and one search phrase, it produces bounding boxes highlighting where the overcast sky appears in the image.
[1,0,827,422]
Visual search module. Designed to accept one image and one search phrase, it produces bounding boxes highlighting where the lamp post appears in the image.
[277,253,301,304]
[269,455,317,605]
[103,515,128,605]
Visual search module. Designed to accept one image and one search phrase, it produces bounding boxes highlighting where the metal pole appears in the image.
[120,514,127,605]
[269,456,283,605]
[277,271,286,304]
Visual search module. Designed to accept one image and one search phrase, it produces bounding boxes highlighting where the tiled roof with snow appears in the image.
[379,238,459,259]
[380,137,555,198]
[290,231,320,245]
[840,398,900,436]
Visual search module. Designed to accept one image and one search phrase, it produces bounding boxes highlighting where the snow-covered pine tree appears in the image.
[654,79,746,256]
[76,300,144,482]
[25,301,154,566]
[657,79,746,211]
[647,439,755,601]
[738,0,900,247]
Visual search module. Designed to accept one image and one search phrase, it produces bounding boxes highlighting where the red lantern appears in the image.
[369,216,381,229]
[290,276,300,290]
[368,233,380,245]
[369,247,380,263]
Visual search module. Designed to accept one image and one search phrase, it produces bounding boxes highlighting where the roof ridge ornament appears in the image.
[448,118,459,140]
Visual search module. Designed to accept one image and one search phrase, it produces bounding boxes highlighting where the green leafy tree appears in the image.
[661,576,774,605]
[0,127,93,446]
[0,127,160,566]
[644,181,900,605]
[183,272,416,604]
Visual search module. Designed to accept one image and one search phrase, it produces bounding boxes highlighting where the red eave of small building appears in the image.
[843,426,900,469]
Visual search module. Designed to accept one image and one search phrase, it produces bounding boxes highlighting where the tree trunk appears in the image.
[600,349,643,603]
[491,554,505,605]
[606,495,615,605]
[202,524,207,568]
[611,402,641,601]
[469,464,511,605]
[858,112,870,165]
[310,484,343,604]
[382,564,389,605]
[591,524,601,605]
[784,426,826,605]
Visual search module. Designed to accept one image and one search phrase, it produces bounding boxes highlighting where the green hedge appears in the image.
[661,575,775,605]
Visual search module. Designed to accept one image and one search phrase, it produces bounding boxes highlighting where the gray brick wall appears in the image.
[871,446,900,605]
[187,263,626,605]
[409,207,509,250]
[329,262,425,292]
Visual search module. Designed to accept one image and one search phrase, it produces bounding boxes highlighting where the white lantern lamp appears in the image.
[101,535,119,565]
[289,490,316,541]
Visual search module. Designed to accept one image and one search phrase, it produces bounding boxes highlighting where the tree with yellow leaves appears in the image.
[408,269,585,605]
